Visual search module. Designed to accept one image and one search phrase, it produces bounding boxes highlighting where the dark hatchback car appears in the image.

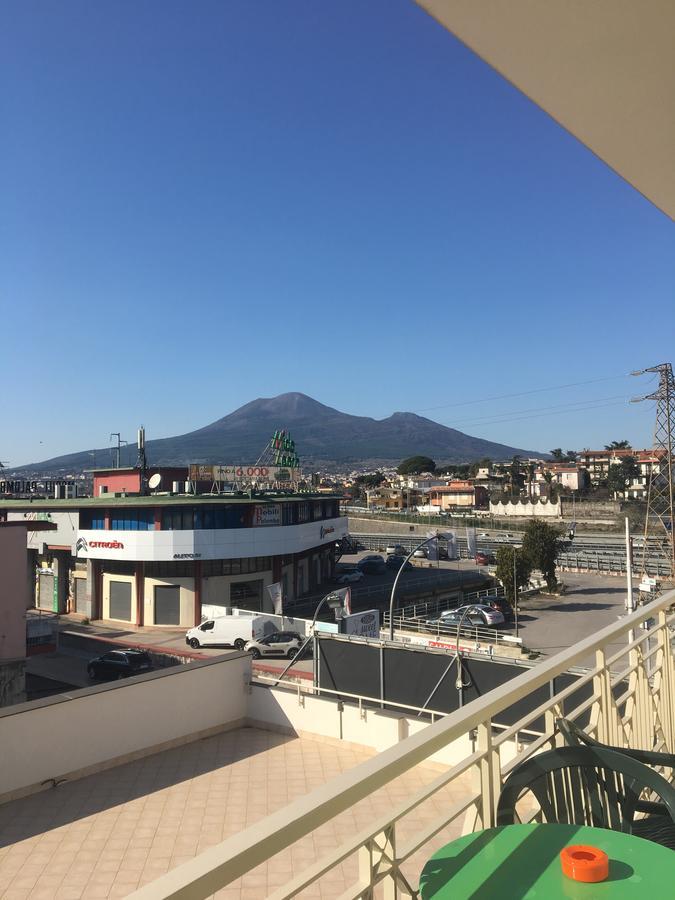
[87,649,153,681]
[385,555,413,572]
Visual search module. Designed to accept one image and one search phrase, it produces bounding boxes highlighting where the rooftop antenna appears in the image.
[631,363,675,582]
[109,433,128,469]
[136,425,149,491]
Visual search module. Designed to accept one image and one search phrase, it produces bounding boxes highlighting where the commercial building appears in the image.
[0,474,346,628]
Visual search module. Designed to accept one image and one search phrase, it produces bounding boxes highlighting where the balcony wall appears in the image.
[0,652,251,803]
[128,589,675,900]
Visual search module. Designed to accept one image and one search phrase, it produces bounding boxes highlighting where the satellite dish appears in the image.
[148,473,162,490]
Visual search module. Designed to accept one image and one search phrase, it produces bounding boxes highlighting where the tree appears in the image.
[355,472,385,488]
[509,456,525,496]
[495,546,532,606]
[607,456,638,497]
[397,456,436,475]
[521,519,562,592]
[526,462,536,499]
[565,450,577,462]
[550,448,565,461]
[604,440,632,450]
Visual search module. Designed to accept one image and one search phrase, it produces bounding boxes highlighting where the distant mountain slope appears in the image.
[17,393,542,471]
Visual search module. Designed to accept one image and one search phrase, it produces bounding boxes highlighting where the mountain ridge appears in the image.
[16,392,543,471]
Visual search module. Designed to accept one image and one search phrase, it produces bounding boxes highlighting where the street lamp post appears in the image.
[512,544,519,639]
[273,589,346,685]
[388,531,452,641]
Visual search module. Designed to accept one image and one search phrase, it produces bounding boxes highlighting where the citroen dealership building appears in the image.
[1,481,346,628]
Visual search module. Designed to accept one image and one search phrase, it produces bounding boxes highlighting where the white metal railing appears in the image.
[393,586,504,621]
[130,589,675,900]
[384,615,523,651]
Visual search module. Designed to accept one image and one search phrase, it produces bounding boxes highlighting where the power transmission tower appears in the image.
[631,363,675,581]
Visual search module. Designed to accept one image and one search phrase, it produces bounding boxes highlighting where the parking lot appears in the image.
[25,564,637,698]
[512,571,633,663]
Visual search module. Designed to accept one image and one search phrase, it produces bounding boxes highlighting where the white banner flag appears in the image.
[266,582,283,616]
[466,527,477,557]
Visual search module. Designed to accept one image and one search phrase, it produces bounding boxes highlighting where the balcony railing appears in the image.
[130,589,675,899]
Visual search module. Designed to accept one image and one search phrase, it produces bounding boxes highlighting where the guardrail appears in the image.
[350,532,671,577]
[129,587,675,900]
[395,586,505,621]
[384,615,523,651]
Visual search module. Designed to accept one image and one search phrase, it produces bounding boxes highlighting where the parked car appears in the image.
[413,548,427,559]
[357,554,384,569]
[486,596,514,621]
[358,560,387,575]
[478,532,490,539]
[87,649,153,681]
[426,604,505,628]
[385,544,406,556]
[335,568,364,584]
[475,551,496,566]
[245,631,303,660]
[385,554,412,571]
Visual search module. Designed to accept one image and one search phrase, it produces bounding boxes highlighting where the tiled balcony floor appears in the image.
[0,727,471,899]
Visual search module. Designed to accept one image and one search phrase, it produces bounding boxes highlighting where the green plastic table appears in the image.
[419,823,675,898]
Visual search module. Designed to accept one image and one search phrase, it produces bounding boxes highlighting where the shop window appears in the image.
[230,579,262,612]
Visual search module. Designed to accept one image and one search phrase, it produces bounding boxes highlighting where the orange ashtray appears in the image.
[560,845,609,883]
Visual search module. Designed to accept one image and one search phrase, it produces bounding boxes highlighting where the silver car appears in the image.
[245,631,303,660]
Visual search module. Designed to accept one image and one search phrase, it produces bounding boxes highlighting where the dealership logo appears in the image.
[89,540,125,549]
[76,537,88,553]
[173,552,202,560]
[320,525,335,539]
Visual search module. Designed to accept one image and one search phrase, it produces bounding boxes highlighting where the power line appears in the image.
[414,374,631,414]
[436,394,630,428]
[440,399,630,431]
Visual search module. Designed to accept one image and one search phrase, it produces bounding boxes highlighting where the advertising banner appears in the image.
[253,504,282,527]
[466,527,477,557]
[342,609,380,638]
[266,582,283,615]
[189,464,299,484]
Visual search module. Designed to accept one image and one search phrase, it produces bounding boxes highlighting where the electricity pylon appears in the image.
[631,363,675,581]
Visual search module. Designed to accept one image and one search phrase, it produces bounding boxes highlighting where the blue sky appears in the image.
[2,0,673,465]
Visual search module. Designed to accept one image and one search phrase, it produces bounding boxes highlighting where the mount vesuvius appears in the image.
[18,393,542,471]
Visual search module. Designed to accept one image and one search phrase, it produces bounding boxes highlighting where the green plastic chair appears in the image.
[496,745,675,846]
[556,717,675,848]
[556,717,675,773]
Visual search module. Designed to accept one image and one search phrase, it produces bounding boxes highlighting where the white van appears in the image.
[185,614,268,650]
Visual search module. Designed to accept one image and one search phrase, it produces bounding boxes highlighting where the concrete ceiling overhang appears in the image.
[416,1,675,220]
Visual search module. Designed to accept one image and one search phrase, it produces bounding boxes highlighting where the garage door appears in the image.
[38,573,54,610]
[109,580,132,621]
[154,585,181,625]
[74,577,88,614]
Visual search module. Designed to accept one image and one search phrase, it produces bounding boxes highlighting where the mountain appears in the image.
[17,393,543,471]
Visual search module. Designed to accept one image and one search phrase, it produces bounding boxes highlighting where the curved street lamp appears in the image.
[388,531,453,640]
[273,589,347,685]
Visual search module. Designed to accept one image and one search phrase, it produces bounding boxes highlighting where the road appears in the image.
[511,572,632,664]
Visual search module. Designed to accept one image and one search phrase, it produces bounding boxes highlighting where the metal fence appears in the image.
[26,610,59,652]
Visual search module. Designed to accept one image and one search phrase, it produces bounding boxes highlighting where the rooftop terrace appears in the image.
[0,725,466,899]
[1,591,674,899]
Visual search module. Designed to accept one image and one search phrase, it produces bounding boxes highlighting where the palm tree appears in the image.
[604,440,631,450]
